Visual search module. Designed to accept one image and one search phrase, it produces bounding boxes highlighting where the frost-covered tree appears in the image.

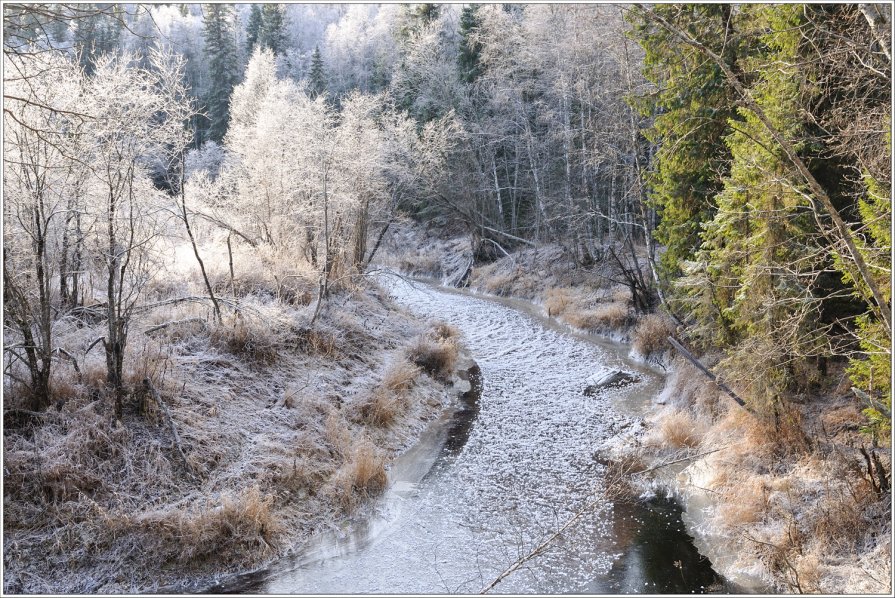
[244,4,263,56]
[81,51,194,415]
[3,47,193,415]
[308,45,327,98]
[3,51,85,411]
[259,3,287,56]
[323,4,400,96]
[203,3,239,142]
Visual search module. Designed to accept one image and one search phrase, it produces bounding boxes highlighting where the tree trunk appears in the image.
[179,153,222,323]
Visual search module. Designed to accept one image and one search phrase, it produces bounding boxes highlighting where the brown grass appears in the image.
[633,314,675,357]
[658,411,703,449]
[210,315,280,364]
[331,440,388,510]
[749,406,812,462]
[563,302,629,331]
[324,412,352,460]
[355,390,403,427]
[380,360,420,394]
[480,269,517,296]
[291,326,339,357]
[430,321,460,342]
[399,251,440,277]
[543,288,573,317]
[406,329,459,382]
[808,482,874,553]
[718,476,768,526]
[132,485,279,564]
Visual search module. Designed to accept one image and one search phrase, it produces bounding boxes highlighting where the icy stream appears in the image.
[214,276,725,594]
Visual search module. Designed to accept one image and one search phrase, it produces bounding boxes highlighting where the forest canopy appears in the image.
[2,1,891,438]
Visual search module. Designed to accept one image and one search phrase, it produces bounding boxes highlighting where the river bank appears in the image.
[2,242,467,594]
[377,219,892,594]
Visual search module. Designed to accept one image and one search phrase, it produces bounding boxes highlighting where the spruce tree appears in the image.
[696,6,820,402]
[245,4,263,56]
[629,4,741,280]
[458,5,482,84]
[308,45,326,99]
[259,4,287,56]
[203,4,239,143]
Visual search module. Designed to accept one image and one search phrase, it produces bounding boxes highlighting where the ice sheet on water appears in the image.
[263,275,646,594]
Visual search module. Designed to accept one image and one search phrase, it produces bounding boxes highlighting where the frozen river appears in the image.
[213,276,725,594]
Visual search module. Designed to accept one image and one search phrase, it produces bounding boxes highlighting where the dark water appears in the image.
[595,496,730,593]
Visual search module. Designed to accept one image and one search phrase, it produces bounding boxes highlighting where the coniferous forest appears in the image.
[2,3,891,595]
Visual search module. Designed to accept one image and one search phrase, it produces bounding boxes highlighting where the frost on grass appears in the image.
[2,250,460,595]
[637,357,891,594]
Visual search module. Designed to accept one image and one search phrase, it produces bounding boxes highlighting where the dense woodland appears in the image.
[4,2,890,433]
[1,2,892,592]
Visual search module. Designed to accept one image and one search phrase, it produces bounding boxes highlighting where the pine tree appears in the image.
[71,4,124,75]
[245,4,263,56]
[203,4,239,143]
[458,5,482,84]
[629,4,742,280]
[308,45,326,99]
[398,3,441,40]
[259,4,287,56]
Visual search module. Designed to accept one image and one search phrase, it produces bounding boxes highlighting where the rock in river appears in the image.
[583,369,640,396]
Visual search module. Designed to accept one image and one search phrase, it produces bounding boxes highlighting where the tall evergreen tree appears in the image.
[308,45,327,99]
[629,5,742,282]
[245,4,263,56]
[71,4,124,75]
[695,5,823,404]
[259,4,287,56]
[636,3,891,420]
[203,4,239,143]
[458,5,482,84]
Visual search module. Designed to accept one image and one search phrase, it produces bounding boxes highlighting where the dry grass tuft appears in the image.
[210,315,280,364]
[182,485,279,561]
[400,253,441,277]
[430,321,460,342]
[323,412,352,460]
[355,389,403,427]
[563,302,630,331]
[407,336,458,382]
[738,405,811,462]
[718,476,767,526]
[808,482,874,554]
[380,360,420,394]
[291,326,339,357]
[49,375,83,404]
[632,314,675,357]
[331,439,388,510]
[658,411,703,449]
[479,269,517,296]
[543,288,573,317]
[610,287,631,304]
[133,485,279,564]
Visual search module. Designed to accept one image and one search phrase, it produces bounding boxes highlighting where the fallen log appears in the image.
[667,336,753,414]
[144,317,207,336]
